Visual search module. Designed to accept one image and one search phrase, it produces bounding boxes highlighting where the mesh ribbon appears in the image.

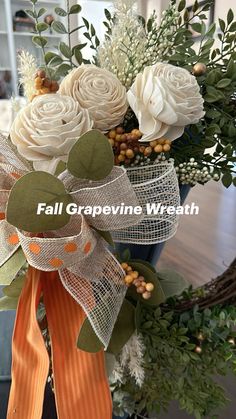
[0,132,143,347]
[112,162,180,244]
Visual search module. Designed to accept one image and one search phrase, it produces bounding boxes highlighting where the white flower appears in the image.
[10,94,92,173]
[59,65,128,131]
[127,62,205,142]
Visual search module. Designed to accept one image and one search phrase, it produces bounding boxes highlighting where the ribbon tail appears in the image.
[7,267,49,419]
[42,271,112,419]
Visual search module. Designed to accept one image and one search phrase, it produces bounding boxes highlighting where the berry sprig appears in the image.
[107,126,171,167]
[31,70,59,101]
[121,262,154,300]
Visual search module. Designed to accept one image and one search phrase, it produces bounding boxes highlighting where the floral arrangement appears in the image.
[0,0,236,418]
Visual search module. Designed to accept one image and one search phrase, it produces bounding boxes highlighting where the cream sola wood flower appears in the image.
[10,94,93,174]
[127,62,205,142]
[59,65,128,131]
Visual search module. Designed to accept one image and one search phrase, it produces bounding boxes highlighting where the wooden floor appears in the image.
[158,181,236,286]
[157,180,236,419]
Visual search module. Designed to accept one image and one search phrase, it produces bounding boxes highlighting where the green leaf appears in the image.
[229,22,236,32]
[91,24,96,37]
[54,63,71,78]
[38,7,47,18]
[73,47,83,65]
[54,7,67,16]
[178,0,186,12]
[130,259,156,274]
[51,21,67,34]
[3,275,26,298]
[69,4,82,14]
[93,229,114,247]
[6,172,73,233]
[95,36,100,47]
[192,0,198,13]
[107,300,136,355]
[32,36,47,48]
[191,22,202,34]
[0,248,26,286]
[49,55,63,67]
[73,42,87,51]
[120,248,131,262]
[127,262,166,306]
[67,130,114,181]
[77,317,104,353]
[105,9,112,21]
[59,42,72,58]
[82,17,89,30]
[227,8,234,24]
[219,18,226,32]
[157,269,188,298]
[36,22,49,32]
[25,9,37,19]
[222,173,232,188]
[54,160,67,177]
[44,52,62,65]
[0,296,18,311]
[216,78,231,88]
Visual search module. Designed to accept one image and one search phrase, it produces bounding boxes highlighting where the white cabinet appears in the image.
[0,0,64,98]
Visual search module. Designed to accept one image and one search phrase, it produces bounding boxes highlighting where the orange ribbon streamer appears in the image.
[7,267,112,419]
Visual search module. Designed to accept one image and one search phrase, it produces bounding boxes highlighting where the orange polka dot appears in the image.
[10,172,22,180]
[84,241,91,254]
[49,258,64,268]
[64,242,78,253]
[29,243,41,255]
[8,233,19,245]
[0,212,5,220]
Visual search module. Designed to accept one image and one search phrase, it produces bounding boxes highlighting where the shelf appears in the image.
[0,67,11,71]
[13,32,62,38]
[0,31,7,35]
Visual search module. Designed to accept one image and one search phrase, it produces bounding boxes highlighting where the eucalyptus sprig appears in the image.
[26,0,88,79]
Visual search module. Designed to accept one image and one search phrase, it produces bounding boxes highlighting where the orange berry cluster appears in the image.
[121,262,154,300]
[31,70,59,101]
[149,138,171,153]
[107,126,171,166]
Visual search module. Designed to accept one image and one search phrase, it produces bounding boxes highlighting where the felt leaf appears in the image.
[6,171,73,233]
[0,248,26,285]
[67,129,114,181]
[3,275,26,298]
[0,296,18,311]
[157,269,189,298]
[77,317,104,353]
[93,228,114,247]
[127,261,166,306]
[54,160,67,177]
[107,300,136,355]
[130,259,156,274]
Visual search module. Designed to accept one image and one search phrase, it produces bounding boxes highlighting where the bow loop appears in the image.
[60,166,144,231]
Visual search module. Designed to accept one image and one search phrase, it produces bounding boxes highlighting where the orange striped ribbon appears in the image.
[7,267,112,419]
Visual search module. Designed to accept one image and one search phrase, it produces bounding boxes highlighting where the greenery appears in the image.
[165,0,236,188]
[25,0,236,188]
[112,290,236,419]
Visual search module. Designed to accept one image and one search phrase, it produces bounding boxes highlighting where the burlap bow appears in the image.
[0,133,143,347]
